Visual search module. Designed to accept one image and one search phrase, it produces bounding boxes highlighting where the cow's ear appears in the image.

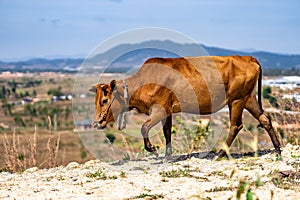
[89,85,97,93]
[101,85,107,91]
[110,80,117,90]
[101,85,109,96]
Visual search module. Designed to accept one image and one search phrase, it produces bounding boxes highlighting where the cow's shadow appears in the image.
[167,149,276,162]
[111,149,277,166]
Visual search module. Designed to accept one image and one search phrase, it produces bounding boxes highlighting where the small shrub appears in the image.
[86,169,107,179]
[236,180,248,200]
[120,171,127,178]
[80,149,87,159]
[160,169,191,178]
[47,87,63,96]
[122,153,130,161]
[255,173,263,187]
[105,133,116,144]
[173,116,214,153]
[86,169,117,180]
[206,186,235,192]
[262,86,278,108]
[17,154,24,161]
[245,123,254,132]
[13,116,26,127]
[131,193,164,199]
[246,189,253,200]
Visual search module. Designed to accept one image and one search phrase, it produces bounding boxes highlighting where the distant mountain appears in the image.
[203,45,300,69]
[0,58,84,72]
[1,40,300,74]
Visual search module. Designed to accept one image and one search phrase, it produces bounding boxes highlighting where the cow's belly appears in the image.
[172,91,227,115]
[170,58,227,115]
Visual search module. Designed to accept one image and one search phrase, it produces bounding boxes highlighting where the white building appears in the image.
[263,76,300,90]
[282,93,300,103]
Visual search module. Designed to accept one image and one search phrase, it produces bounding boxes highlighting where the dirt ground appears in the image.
[0,144,299,199]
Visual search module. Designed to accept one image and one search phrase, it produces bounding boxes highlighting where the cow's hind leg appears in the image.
[141,104,167,157]
[217,99,244,158]
[245,96,281,155]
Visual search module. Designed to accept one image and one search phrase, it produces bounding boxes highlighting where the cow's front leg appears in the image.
[162,115,172,160]
[141,104,167,157]
[141,122,158,157]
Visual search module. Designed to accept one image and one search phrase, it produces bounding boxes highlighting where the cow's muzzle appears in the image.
[92,111,109,129]
[92,120,107,129]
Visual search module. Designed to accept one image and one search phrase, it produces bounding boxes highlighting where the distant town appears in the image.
[263,76,300,102]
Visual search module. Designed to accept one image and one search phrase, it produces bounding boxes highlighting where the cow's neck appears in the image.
[116,76,142,110]
[116,78,131,109]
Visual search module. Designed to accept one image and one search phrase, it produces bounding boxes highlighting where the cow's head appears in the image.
[89,80,122,129]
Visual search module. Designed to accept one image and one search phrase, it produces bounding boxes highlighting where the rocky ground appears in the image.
[0,144,299,200]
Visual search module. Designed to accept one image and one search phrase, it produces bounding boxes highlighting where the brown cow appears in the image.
[89,56,281,159]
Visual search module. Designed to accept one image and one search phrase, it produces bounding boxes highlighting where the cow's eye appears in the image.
[101,99,108,105]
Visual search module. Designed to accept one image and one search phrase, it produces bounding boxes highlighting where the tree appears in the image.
[11,87,16,94]
[2,102,13,116]
[32,90,37,97]
[8,80,17,88]
[25,91,29,97]
[65,107,71,119]
[24,105,37,116]
[0,86,6,99]
[47,87,63,96]
[14,116,26,127]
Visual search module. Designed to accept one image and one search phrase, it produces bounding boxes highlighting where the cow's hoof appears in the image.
[163,154,172,163]
[275,148,282,160]
[217,149,228,157]
[148,146,159,157]
[275,148,281,156]
[214,150,228,161]
[152,150,159,158]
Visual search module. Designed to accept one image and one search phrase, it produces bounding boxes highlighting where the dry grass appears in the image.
[270,99,300,146]
[2,120,62,172]
[3,127,40,172]
[1,128,92,172]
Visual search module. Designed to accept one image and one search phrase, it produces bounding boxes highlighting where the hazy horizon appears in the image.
[2,39,300,63]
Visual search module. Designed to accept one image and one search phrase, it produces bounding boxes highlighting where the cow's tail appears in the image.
[251,57,263,111]
[257,60,263,111]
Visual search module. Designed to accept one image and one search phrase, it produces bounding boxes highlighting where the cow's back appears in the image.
[131,56,260,114]
[143,55,260,83]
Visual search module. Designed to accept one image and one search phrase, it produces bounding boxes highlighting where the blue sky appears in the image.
[0,0,300,60]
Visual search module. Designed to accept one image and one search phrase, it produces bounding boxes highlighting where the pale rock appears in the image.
[83,159,101,168]
[66,162,80,169]
[24,167,39,173]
